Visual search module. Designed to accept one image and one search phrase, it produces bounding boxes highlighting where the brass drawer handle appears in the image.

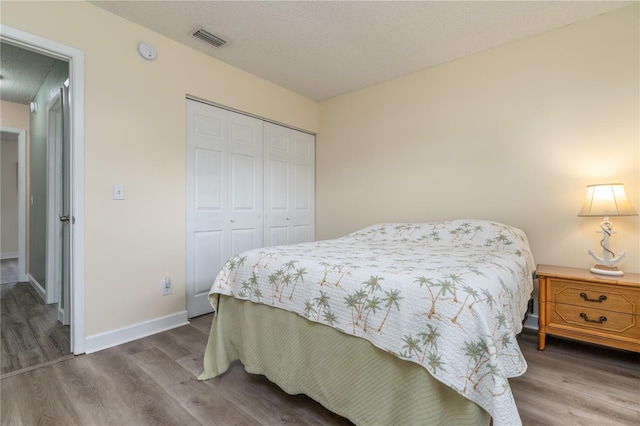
[580,292,607,303]
[580,313,606,324]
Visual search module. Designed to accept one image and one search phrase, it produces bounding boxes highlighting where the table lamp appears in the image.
[577,183,638,276]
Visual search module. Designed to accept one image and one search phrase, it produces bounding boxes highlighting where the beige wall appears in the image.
[318,5,639,273]
[0,101,30,263]
[0,101,30,130]
[1,1,318,335]
[2,1,638,342]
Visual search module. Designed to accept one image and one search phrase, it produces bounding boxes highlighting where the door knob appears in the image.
[59,215,70,222]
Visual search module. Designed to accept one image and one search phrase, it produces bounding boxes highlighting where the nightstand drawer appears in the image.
[550,303,639,338]
[549,279,639,315]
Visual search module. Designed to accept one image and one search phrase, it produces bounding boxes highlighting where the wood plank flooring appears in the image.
[0,259,19,285]
[1,314,638,425]
[1,259,72,377]
[513,332,639,425]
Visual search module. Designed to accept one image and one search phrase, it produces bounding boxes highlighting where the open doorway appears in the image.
[1,127,26,281]
[0,25,86,371]
[0,43,73,376]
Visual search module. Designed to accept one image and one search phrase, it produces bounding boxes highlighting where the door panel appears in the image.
[187,101,229,317]
[195,114,225,139]
[228,111,263,262]
[293,133,314,157]
[263,122,315,247]
[231,228,258,257]
[291,132,315,245]
[194,231,223,296]
[230,123,258,147]
[195,148,224,210]
[269,159,288,210]
[60,83,71,325]
[186,100,263,318]
[268,226,289,247]
[294,164,312,210]
[263,123,289,246]
[293,225,312,244]
[230,154,258,211]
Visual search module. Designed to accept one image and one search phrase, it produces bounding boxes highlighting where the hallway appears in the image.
[1,259,72,378]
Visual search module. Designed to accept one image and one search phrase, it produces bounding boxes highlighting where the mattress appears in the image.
[201,219,535,425]
[199,295,490,425]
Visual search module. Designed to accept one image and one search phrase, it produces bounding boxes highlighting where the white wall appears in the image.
[317,5,639,273]
[1,1,318,336]
[1,137,18,257]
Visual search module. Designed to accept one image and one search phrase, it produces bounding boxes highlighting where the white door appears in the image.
[45,83,71,326]
[227,111,264,254]
[45,96,62,305]
[59,82,71,325]
[186,100,263,318]
[263,122,315,246]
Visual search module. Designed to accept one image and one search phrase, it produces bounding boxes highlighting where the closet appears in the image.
[263,122,315,246]
[186,99,315,317]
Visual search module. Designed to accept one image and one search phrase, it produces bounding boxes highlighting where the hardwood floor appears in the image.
[1,314,638,425]
[0,259,19,285]
[1,314,350,426]
[1,259,72,378]
[513,332,639,425]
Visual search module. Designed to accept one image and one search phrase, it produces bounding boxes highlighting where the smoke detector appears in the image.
[137,42,157,60]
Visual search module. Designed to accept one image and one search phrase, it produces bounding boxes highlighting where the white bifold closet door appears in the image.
[186,100,264,317]
[263,122,315,246]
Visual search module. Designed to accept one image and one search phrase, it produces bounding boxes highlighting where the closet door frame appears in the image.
[186,98,315,318]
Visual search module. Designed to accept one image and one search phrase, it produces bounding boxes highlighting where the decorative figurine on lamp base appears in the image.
[587,218,625,276]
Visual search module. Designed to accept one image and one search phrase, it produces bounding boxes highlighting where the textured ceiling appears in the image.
[90,0,634,101]
[0,42,57,104]
[1,2,633,104]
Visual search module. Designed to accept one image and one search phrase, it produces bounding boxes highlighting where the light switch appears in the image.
[113,184,125,200]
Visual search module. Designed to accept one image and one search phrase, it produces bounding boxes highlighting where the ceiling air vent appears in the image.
[191,27,227,48]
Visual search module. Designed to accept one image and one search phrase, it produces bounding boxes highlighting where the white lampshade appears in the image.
[577,183,638,217]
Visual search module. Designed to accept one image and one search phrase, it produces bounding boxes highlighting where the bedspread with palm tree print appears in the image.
[209,219,535,426]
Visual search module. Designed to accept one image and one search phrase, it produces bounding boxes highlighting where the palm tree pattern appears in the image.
[210,219,535,426]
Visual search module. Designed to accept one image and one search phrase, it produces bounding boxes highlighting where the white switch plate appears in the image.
[162,276,172,296]
[113,184,125,200]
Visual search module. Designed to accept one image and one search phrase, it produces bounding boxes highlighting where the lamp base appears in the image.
[590,264,624,276]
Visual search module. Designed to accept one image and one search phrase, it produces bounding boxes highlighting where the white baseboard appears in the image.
[28,274,46,301]
[85,311,189,354]
[1,252,18,260]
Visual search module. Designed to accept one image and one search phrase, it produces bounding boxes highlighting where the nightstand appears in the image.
[536,264,640,352]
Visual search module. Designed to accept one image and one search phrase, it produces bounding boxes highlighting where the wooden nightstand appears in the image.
[536,264,640,352]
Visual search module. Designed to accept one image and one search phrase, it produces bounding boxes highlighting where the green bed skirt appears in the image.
[199,295,490,425]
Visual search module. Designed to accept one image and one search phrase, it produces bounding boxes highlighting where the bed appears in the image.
[199,219,535,426]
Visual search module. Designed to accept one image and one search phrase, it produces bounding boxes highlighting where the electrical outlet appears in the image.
[162,276,172,296]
